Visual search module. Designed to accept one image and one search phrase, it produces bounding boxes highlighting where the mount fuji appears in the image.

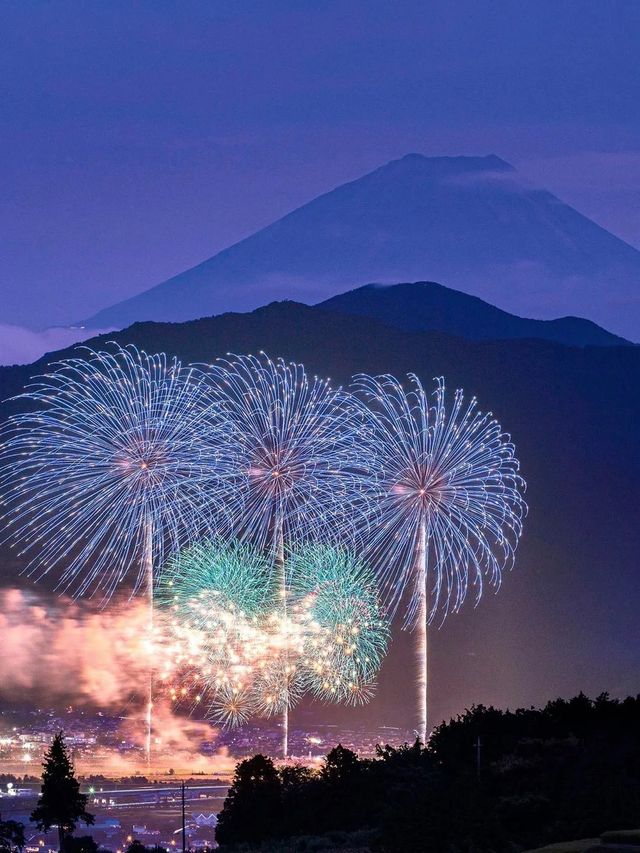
[86,153,640,339]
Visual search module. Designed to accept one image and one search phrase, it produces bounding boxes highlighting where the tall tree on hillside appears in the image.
[321,744,361,783]
[215,754,282,846]
[31,732,93,852]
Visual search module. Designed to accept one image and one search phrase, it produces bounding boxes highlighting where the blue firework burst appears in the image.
[0,344,231,599]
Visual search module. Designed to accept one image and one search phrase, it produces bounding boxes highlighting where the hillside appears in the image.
[2,302,639,730]
[319,281,632,346]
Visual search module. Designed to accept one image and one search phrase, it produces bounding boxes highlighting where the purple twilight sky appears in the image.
[1,0,640,333]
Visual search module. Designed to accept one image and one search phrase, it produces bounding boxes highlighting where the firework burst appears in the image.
[158,539,389,742]
[201,352,372,555]
[0,344,230,599]
[157,538,273,720]
[289,544,390,706]
[354,373,526,740]
[199,352,374,755]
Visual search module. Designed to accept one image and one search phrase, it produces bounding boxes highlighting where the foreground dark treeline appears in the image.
[216,694,640,852]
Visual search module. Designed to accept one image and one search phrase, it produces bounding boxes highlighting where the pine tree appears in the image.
[30,732,94,852]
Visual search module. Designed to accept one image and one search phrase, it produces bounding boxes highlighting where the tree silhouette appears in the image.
[124,842,169,853]
[62,836,98,853]
[0,818,25,853]
[212,694,640,852]
[280,763,313,790]
[215,754,282,846]
[320,744,360,783]
[124,844,168,853]
[30,733,93,852]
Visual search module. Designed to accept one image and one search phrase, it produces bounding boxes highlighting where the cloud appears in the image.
[0,324,114,366]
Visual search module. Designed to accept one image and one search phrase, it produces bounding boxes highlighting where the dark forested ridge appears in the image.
[319,281,632,345]
[1,301,640,729]
[215,694,640,853]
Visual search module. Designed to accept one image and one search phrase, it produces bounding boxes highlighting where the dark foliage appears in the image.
[0,819,25,853]
[30,732,94,852]
[215,755,283,846]
[124,843,167,853]
[61,836,98,853]
[215,693,640,852]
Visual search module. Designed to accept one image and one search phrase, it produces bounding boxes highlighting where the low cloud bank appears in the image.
[0,324,114,366]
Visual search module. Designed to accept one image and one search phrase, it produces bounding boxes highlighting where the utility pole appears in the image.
[475,735,482,781]
[181,781,187,853]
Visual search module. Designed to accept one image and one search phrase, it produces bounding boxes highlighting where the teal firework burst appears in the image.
[288,544,390,706]
[158,539,390,730]
[157,538,275,720]
[159,537,272,621]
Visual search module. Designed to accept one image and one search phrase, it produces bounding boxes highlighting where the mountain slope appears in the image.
[2,303,640,730]
[85,153,640,339]
[319,281,632,346]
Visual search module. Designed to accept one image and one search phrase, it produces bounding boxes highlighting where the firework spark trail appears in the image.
[199,353,375,755]
[0,344,234,761]
[353,374,526,741]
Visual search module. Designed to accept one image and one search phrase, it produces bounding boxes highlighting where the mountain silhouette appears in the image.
[85,153,640,339]
[2,301,639,729]
[320,281,631,346]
